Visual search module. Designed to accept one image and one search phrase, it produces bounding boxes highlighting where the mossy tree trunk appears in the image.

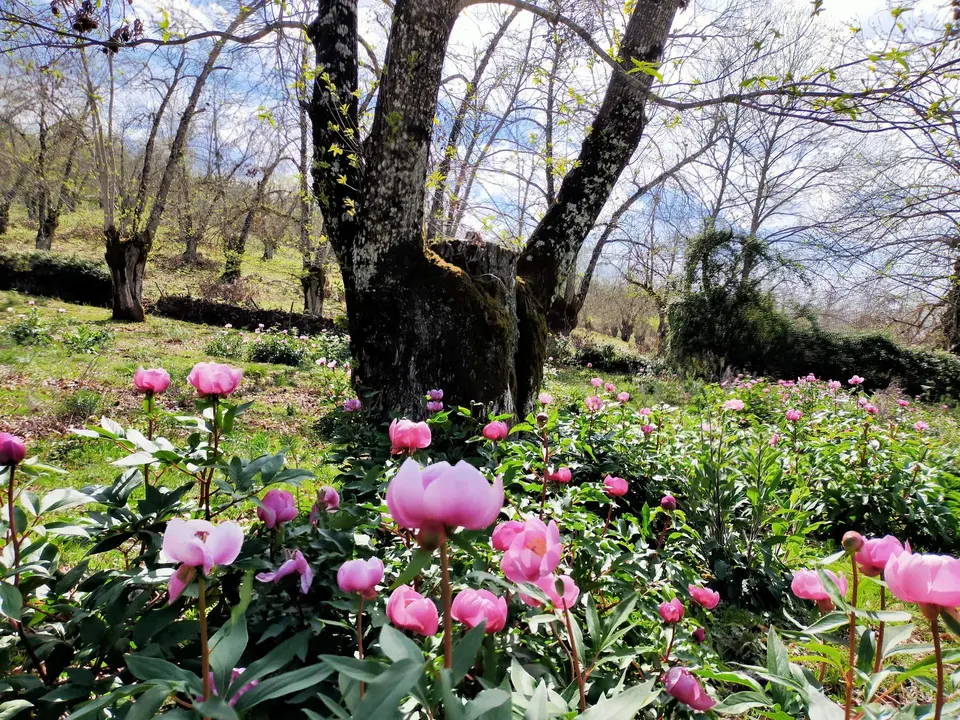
[309,0,681,415]
[105,226,148,322]
[0,201,8,235]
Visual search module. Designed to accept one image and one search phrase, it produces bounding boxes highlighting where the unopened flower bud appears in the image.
[842,531,864,555]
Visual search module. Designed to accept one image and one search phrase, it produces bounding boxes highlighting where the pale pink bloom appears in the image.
[492,521,525,551]
[521,574,580,610]
[586,362,593,368]
[134,367,171,394]
[545,466,572,483]
[785,409,802,422]
[224,323,233,329]
[857,397,868,408]
[769,434,780,446]
[641,424,654,436]
[659,598,684,623]
[386,458,503,536]
[700,423,713,433]
[501,517,562,583]
[0,433,26,466]
[310,486,340,524]
[328,360,337,370]
[590,377,602,387]
[257,549,314,595]
[604,382,616,393]
[828,380,841,390]
[806,373,816,382]
[603,476,628,497]
[584,394,603,413]
[57,308,65,313]
[639,407,652,416]
[257,489,297,529]
[386,586,438,636]
[299,335,307,341]
[27,300,35,306]
[942,404,950,410]
[187,362,243,397]
[538,392,553,406]
[664,667,716,712]
[163,519,243,601]
[617,391,630,403]
[915,421,929,432]
[898,399,910,408]
[864,404,879,415]
[427,401,443,413]
[885,550,960,610]
[723,399,744,411]
[688,584,720,610]
[389,419,431,454]
[315,357,326,366]
[336,557,384,599]
[660,494,676,511]
[856,536,905,577]
[427,389,444,402]
[343,398,362,412]
[482,421,509,442]
[791,569,847,602]
[451,589,508,633]
[210,668,258,707]
[849,375,865,386]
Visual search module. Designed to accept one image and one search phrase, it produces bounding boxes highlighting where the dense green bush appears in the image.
[0,252,112,306]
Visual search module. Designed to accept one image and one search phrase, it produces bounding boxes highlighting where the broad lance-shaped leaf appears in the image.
[575,679,658,719]
[0,583,22,621]
[713,690,774,715]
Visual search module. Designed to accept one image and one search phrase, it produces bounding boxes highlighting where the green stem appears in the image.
[601,502,613,537]
[198,574,211,715]
[357,596,365,697]
[563,603,586,712]
[932,613,944,720]
[874,585,885,675]
[845,557,859,720]
[145,392,154,488]
[440,541,453,669]
[7,465,19,587]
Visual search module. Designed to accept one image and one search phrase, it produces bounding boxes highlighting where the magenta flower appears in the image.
[491,520,525,551]
[864,404,879,415]
[692,627,706,644]
[451,589,508,633]
[660,494,677,511]
[210,668,259,707]
[256,549,314,595]
[538,392,554,406]
[885,551,960,613]
[343,398,362,412]
[603,476,628,497]
[688,584,720,610]
[482,421,509,442]
[828,380,841,390]
[849,375,865,386]
[500,517,562,584]
[640,424,654,436]
[187,362,243,397]
[639,407,652,416]
[723,399,744,411]
[584,394,603,413]
[604,382,616,393]
[545,466,572,483]
[427,389,444,402]
[319,486,340,511]
[806,373,816,382]
[134,367,171,394]
[785,408,802,422]
[389,419,432,454]
[856,535,905,577]
[426,401,444,414]
[659,598,684,624]
[915,421,929,432]
[386,586,439,636]
[769,434,780,446]
[590,377,603,388]
[791,569,847,612]
[521,574,580,610]
[386,459,503,538]
[0,433,26,466]
[257,489,297,529]
[664,667,716,712]
[617,391,630,403]
[337,558,384,599]
[162,519,243,601]
[898,399,910,407]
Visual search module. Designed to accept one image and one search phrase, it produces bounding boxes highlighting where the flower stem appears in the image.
[932,612,944,720]
[601,502,613,537]
[845,556,859,720]
[198,574,211,716]
[874,585,885,675]
[663,625,675,662]
[440,541,453,669]
[563,603,586,712]
[205,398,220,521]
[357,596,365,697]
[7,465,19,587]
[145,392,154,488]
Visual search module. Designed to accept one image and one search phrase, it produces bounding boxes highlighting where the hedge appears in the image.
[0,252,112,306]
[150,295,335,334]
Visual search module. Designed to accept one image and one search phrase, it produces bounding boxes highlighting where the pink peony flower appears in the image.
[885,550,960,611]
[336,557,384,599]
[482,421,509,442]
[427,389,443,402]
[864,404,879,415]
[386,586,439,636]
[584,394,603,413]
[723,399,744,411]
[163,519,243,601]
[693,627,706,644]
[586,362,593,368]
[310,486,340,525]
[849,375,865,386]
[604,382,616,393]
[187,362,243,397]
[639,407,652,416]
[915,421,929,432]
[389,419,432,454]
[688,584,720,610]
[603,476,628,497]
[659,598,684,623]
[898,399,910,407]
[451,589,508,633]
[386,458,503,538]
[257,489,297,529]
[521,574,580,610]
[664,666,716,712]
[545,466,572,483]
[791,569,847,605]
[856,536,905,577]
[257,549,314,595]
[641,424,654,436]
[538,392,553,406]
[210,668,258,707]
[785,409,802,422]
[343,398,362,412]
[134,367,171,394]
[501,517,562,583]
[0,433,26,466]
[590,377,603,388]
[617,391,630,403]
[828,380,841,390]
[426,401,444,414]
[491,520,525,551]
[660,494,676,511]
[769,434,780,446]
[806,373,816,382]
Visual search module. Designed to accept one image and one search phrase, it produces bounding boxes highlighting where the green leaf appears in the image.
[209,614,248,698]
[713,690,773,714]
[850,607,912,623]
[767,626,789,676]
[125,685,171,720]
[320,655,385,682]
[0,701,34,720]
[38,488,92,514]
[389,548,433,590]
[881,623,915,659]
[452,623,487,684]
[232,663,332,711]
[804,611,850,634]
[464,689,511,720]
[0,583,22,621]
[354,658,424,719]
[856,628,876,674]
[193,695,240,720]
[125,654,202,690]
[379,625,423,663]
[940,608,960,639]
[585,594,600,645]
[575,678,658,718]
[231,631,309,691]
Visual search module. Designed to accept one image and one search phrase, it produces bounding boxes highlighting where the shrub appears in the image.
[0,251,112,306]
[247,330,311,366]
[205,330,245,360]
[62,324,113,354]
[57,388,103,419]
[571,333,648,373]
[2,308,53,345]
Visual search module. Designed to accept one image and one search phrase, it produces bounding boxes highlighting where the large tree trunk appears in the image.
[301,259,326,316]
[35,211,58,250]
[105,227,148,322]
[0,201,8,235]
[182,233,201,264]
